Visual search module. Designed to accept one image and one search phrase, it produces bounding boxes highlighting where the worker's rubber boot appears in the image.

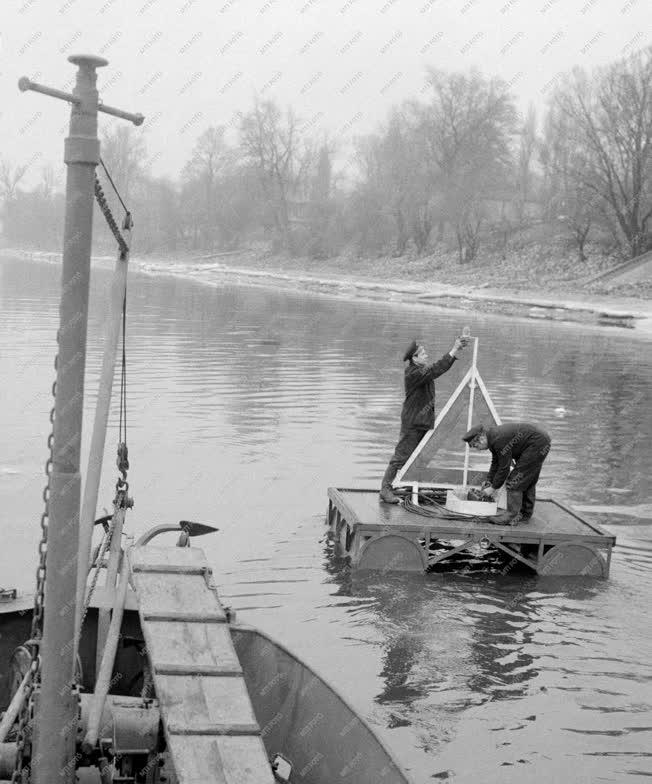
[520,485,536,522]
[379,486,400,504]
[380,464,401,504]
[489,490,523,525]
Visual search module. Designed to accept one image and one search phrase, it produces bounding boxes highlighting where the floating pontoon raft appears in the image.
[328,335,616,577]
[326,484,615,576]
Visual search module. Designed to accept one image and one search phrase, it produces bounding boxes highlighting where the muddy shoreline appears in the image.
[138,254,652,334]
[5,246,652,334]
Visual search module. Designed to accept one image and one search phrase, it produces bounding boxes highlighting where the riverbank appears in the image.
[137,244,652,334]
[4,244,652,334]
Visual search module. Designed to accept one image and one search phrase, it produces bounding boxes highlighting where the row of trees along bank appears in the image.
[1,46,650,264]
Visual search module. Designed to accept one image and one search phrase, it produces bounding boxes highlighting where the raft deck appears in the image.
[327,487,616,577]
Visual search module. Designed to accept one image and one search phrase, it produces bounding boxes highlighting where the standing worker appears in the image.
[380,335,469,504]
[462,422,551,525]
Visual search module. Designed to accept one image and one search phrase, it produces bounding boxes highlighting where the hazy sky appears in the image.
[4,0,650,187]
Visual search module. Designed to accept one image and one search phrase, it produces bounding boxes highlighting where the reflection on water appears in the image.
[1,256,652,782]
[327,552,652,781]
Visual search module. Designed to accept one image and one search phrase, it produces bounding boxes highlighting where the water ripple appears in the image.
[2,257,652,782]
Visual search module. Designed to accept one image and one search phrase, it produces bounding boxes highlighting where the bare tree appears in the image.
[349,110,435,257]
[378,111,413,256]
[349,133,391,255]
[415,69,517,262]
[551,47,652,258]
[100,125,148,203]
[239,99,311,254]
[540,107,598,262]
[137,176,180,253]
[391,109,437,255]
[556,173,598,263]
[306,142,334,258]
[39,164,60,200]
[516,104,537,223]
[0,159,27,204]
[182,126,234,250]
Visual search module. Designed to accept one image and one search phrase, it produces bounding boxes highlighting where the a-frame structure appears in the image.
[394,336,502,494]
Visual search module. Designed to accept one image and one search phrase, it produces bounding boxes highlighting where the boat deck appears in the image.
[327,487,616,577]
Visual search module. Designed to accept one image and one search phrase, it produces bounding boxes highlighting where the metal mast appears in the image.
[18,55,143,784]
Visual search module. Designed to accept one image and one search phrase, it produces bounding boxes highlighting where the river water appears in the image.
[2,255,652,783]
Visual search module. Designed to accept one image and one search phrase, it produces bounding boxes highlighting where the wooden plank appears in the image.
[166,736,275,784]
[131,573,226,620]
[132,564,208,575]
[131,545,209,569]
[155,665,242,676]
[169,725,261,736]
[157,674,259,732]
[142,612,226,623]
[88,584,139,611]
[131,547,275,784]
[142,620,240,671]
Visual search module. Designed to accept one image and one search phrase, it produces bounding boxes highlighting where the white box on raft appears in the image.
[445,489,497,516]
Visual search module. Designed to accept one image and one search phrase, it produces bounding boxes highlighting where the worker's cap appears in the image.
[403,340,419,362]
[462,424,485,443]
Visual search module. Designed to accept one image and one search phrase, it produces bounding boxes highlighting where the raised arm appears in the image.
[408,337,467,387]
[408,353,456,387]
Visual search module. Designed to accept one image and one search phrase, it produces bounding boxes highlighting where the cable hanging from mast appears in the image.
[93,156,132,505]
[74,158,133,662]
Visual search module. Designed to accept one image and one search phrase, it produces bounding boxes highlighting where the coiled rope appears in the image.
[403,494,489,523]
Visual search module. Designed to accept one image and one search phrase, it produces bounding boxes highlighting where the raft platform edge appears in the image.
[326,487,616,577]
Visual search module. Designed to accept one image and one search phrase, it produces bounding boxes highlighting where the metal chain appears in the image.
[141,663,153,699]
[78,521,115,635]
[115,288,132,510]
[94,174,129,257]
[10,351,58,783]
[9,168,132,784]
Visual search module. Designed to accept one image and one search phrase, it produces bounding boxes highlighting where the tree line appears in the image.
[2,45,650,265]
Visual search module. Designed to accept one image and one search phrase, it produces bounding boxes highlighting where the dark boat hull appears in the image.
[0,602,413,783]
[232,625,412,784]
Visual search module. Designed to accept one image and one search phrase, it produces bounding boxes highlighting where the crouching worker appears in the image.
[379,335,469,504]
[462,422,551,525]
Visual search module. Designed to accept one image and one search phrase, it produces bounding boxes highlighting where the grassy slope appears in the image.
[189,228,652,301]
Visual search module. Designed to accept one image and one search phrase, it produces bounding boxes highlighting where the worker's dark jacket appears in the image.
[401,354,456,429]
[486,423,551,490]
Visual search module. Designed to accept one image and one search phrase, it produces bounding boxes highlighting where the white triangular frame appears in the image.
[394,337,502,489]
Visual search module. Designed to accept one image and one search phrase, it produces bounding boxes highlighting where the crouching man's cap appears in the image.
[403,340,419,362]
[462,424,485,442]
